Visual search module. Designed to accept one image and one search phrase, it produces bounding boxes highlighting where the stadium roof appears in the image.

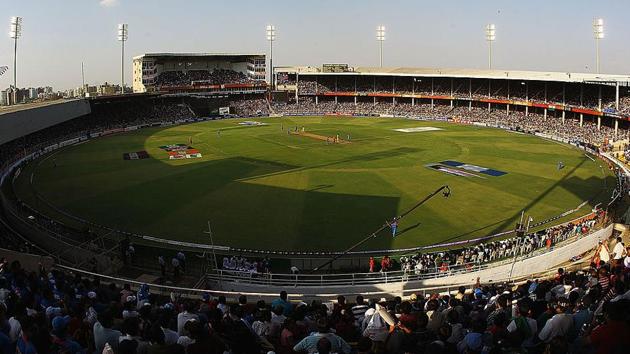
[133,53,265,60]
[276,66,630,84]
[0,99,75,116]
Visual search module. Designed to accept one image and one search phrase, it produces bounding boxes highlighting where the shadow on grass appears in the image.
[58,154,402,252]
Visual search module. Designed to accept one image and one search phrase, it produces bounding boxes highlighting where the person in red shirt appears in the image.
[369,257,375,272]
[585,300,630,354]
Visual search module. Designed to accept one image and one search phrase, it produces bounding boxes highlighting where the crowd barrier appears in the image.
[205,224,614,297]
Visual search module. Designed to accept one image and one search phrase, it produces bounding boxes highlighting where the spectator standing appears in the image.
[93,310,122,354]
[611,236,626,265]
[594,240,610,267]
[172,257,181,279]
[158,255,166,277]
[176,251,186,273]
[293,318,351,354]
[271,291,293,316]
[177,302,199,335]
[538,299,573,343]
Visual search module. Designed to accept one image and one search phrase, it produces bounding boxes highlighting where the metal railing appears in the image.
[204,227,599,288]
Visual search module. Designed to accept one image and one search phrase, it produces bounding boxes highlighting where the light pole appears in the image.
[485,24,496,69]
[376,25,386,67]
[266,25,276,90]
[9,16,22,89]
[593,18,604,74]
[117,24,128,94]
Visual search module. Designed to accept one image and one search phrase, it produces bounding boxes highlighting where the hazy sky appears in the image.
[1,0,629,90]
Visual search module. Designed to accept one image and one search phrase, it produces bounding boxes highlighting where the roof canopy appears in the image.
[276,66,630,84]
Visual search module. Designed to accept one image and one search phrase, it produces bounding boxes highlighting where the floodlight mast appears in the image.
[376,25,386,67]
[9,16,22,88]
[485,24,496,69]
[117,24,128,94]
[593,18,604,74]
[266,25,276,90]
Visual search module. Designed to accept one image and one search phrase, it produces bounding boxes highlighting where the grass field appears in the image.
[15,116,615,252]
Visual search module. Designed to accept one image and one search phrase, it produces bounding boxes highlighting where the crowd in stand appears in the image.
[155,70,256,87]
[450,107,618,146]
[230,99,269,116]
[291,77,630,115]
[271,100,624,146]
[395,217,598,275]
[2,238,630,354]
[221,256,270,274]
[0,100,194,173]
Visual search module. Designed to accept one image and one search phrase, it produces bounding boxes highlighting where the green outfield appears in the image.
[15,116,614,252]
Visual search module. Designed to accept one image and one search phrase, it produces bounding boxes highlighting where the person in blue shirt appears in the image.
[293,318,351,354]
[271,291,292,316]
[16,318,37,354]
[0,330,11,354]
[50,315,85,354]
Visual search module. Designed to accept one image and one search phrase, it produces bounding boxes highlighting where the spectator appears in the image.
[272,291,293,316]
[176,301,199,335]
[146,324,184,354]
[158,255,166,278]
[93,310,121,354]
[293,318,351,354]
[171,257,180,279]
[538,299,573,343]
[611,236,626,264]
[351,295,369,327]
[583,300,630,354]
[176,251,186,273]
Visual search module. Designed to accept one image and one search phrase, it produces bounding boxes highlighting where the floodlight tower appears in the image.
[266,25,276,90]
[376,25,386,67]
[9,16,22,88]
[117,23,128,94]
[593,18,604,74]
[485,24,496,69]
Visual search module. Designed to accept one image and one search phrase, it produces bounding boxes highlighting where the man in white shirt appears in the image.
[538,300,573,343]
[94,311,122,354]
[177,302,199,335]
[611,237,626,264]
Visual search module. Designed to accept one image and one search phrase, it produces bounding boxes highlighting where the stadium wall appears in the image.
[0,99,91,145]
[208,224,613,298]
[0,248,54,272]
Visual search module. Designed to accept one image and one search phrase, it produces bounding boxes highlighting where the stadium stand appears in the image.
[271,101,625,146]
[155,69,256,87]
[1,245,630,353]
[2,71,630,352]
